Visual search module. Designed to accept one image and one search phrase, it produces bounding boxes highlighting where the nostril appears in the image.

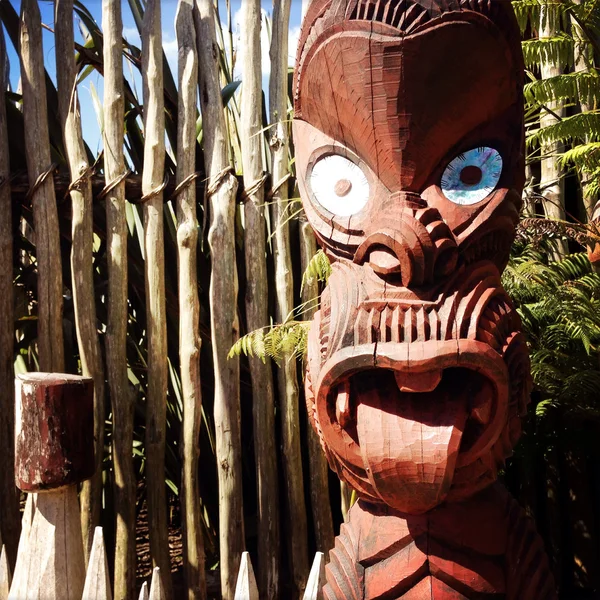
[364,245,401,275]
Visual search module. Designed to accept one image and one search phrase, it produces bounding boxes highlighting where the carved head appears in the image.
[294,0,531,514]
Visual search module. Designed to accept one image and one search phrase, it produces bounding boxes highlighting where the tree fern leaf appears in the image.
[559,142,600,171]
[527,112,600,147]
[522,35,575,70]
[525,72,600,107]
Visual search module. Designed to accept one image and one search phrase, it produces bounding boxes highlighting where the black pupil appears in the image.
[460,165,483,186]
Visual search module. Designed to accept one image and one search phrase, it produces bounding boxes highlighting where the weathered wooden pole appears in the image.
[0,23,20,570]
[175,1,206,598]
[141,2,172,597]
[9,373,94,600]
[270,0,310,593]
[240,1,280,596]
[54,0,106,560]
[20,0,65,373]
[102,0,137,596]
[194,1,245,598]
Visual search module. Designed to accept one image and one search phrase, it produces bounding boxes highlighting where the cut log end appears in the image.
[15,373,94,492]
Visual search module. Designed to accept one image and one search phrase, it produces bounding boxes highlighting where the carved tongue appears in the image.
[354,371,468,514]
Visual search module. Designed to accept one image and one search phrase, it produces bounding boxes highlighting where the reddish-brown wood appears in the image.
[293,0,556,596]
[15,373,94,492]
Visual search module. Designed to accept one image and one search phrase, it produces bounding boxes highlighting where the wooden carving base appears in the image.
[324,484,556,600]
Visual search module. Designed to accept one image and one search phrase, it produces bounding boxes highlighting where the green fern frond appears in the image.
[559,142,600,171]
[527,112,600,147]
[300,249,332,294]
[525,72,600,107]
[512,0,569,33]
[228,321,310,363]
[522,35,575,70]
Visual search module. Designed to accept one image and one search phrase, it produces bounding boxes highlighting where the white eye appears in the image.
[310,155,370,217]
[440,147,503,205]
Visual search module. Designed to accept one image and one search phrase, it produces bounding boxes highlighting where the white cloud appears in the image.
[162,36,178,74]
[122,26,140,44]
[232,8,299,80]
[288,25,301,67]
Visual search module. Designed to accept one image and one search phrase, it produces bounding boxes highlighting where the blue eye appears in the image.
[440,147,503,205]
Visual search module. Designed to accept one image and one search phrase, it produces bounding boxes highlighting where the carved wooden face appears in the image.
[295,0,531,514]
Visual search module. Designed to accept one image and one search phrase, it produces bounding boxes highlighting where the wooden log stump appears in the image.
[9,373,94,600]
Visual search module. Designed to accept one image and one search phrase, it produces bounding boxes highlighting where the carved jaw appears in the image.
[310,336,508,514]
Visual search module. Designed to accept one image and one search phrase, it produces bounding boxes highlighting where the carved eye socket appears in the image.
[310,155,370,216]
[440,147,503,205]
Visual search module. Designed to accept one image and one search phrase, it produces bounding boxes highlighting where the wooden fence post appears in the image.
[101,0,137,596]
[302,552,325,600]
[19,0,64,373]
[194,1,245,597]
[82,527,112,600]
[233,552,258,600]
[175,1,206,597]
[54,0,106,561]
[241,1,280,596]
[149,567,166,600]
[270,0,310,593]
[0,545,10,600]
[141,2,172,598]
[138,582,149,600]
[0,20,20,570]
[9,373,94,600]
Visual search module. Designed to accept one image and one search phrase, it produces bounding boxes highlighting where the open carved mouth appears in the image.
[333,367,495,457]
[312,340,509,513]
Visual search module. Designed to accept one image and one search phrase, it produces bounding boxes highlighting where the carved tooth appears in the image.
[336,381,352,429]
[471,394,493,425]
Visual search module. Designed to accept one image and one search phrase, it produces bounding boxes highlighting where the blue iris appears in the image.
[440,147,503,205]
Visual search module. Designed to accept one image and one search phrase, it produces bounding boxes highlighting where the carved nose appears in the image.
[353,196,458,287]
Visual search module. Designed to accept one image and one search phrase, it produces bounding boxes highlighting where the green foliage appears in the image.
[504,236,600,410]
[228,321,310,363]
[522,34,575,69]
[527,112,600,147]
[524,71,600,107]
[300,249,332,294]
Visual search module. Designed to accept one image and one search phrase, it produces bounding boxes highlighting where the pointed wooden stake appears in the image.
[82,527,111,600]
[148,567,166,600]
[0,545,11,600]
[138,581,149,600]
[234,552,258,600]
[303,552,325,600]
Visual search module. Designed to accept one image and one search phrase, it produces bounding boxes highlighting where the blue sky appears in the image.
[3,0,304,153]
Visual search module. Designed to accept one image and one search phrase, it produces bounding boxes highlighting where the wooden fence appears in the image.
[0,0,332,598]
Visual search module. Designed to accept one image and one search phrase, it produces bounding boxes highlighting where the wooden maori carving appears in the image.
[293,1,556,597]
